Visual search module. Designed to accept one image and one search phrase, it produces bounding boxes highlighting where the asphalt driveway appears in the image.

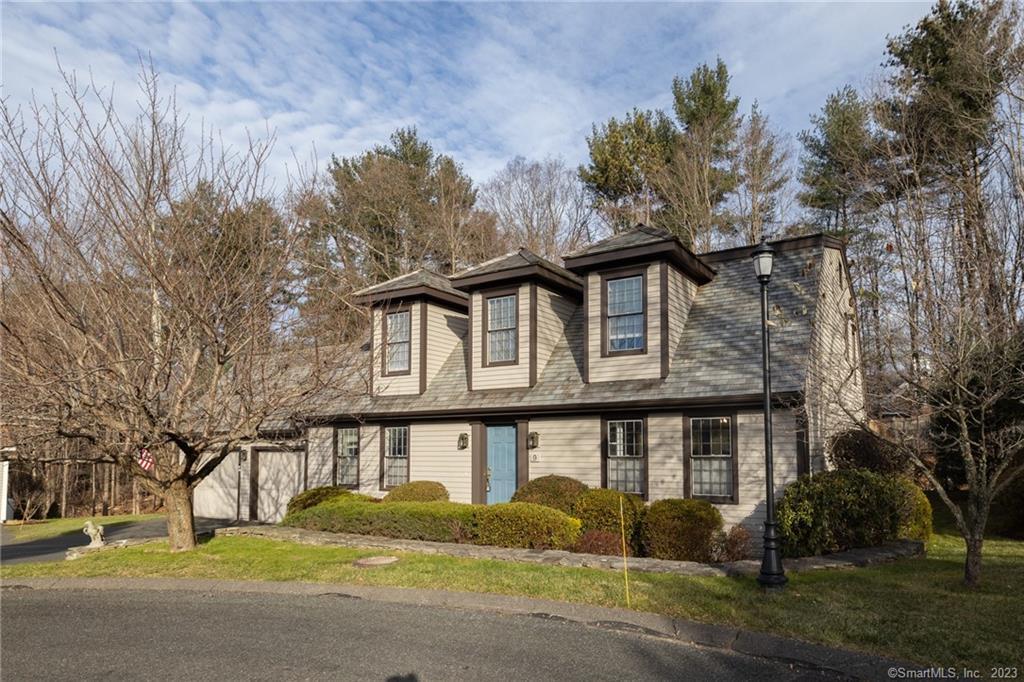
[0,517,235,564]
[0,586,842,681]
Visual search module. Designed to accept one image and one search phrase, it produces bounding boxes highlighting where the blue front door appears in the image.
[486,425,517,504]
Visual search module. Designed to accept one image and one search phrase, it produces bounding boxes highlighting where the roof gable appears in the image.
[563,224,715,284]
[352,269,468,311]
[450,248,583,297]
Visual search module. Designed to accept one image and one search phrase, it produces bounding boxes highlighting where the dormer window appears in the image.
[603,271,646,354]
[384,309,411,375]
[485,291,518,365]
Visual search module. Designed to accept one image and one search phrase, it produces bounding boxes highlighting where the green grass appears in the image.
[3,529,1020,670]
[2,514,163,543]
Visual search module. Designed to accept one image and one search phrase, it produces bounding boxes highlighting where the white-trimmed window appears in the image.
[606,419,645,496]
[336,427,359,487]
[690,417,734,500]
[382,425,409,489]
[607,275,644,352]
[486,294,517,364]
[385,311,411,374]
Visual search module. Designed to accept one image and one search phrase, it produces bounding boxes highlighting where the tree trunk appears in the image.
[90,463,97,515]
[60,462,69,518]
[164,481,196,552]
[964,536,983,587]
[132,478,140,515]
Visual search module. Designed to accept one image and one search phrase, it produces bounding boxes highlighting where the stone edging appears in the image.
[216,525,924,577]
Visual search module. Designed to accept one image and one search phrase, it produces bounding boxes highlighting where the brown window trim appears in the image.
[599,265,648,358]
[682,411,739,505]
[381,305,413,377]
[600,414,649,500]
[481,286,520,367]
[378,423,410,491]
[333,425,360,490]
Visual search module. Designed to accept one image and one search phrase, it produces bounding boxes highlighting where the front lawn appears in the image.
[2,514,163,543]
[3,529,1020,670]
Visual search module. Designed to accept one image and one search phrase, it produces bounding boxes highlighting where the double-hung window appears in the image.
[606,418,645,496]
[384,310,411,374]
[690,417,735,501]
[486,293,517,364]
[336,427,359,488]
[606,275,644,352]
[382,425,409,489]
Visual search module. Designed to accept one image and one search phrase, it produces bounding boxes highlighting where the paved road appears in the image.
[0,588,840,681]
[0,518,233,564]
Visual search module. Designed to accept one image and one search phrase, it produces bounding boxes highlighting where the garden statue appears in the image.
[83,520,105,547]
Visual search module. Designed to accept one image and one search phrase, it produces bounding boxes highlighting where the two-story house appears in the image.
[194,225,865,531]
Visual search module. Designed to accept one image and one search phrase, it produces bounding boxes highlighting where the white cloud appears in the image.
[1,1,931,188]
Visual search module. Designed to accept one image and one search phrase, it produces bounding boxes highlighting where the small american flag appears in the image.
[138,448,154,471]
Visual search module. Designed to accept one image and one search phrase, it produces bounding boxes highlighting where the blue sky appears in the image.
[1,2,931,185]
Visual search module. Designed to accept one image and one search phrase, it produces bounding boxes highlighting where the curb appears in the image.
[0,576,911,678]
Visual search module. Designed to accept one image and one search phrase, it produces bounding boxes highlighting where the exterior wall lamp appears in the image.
[527,432,540,449]
[457,433,469,450]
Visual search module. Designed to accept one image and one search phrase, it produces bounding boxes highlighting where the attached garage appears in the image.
[193,446,305,524]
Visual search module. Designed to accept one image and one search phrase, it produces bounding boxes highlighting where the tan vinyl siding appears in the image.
[472,284,530,390]
[805,247,866,472]
[409,422,474,503]
[534,286,575,377]
[666,266,697,366]
[527,416,602,486]
[425,303,467,389]
[720,409,799,536]
[306,427,334,488]
[587,263,662,382]
[647,413,684,500]
[372,303,422,396]
[358,425,383,497]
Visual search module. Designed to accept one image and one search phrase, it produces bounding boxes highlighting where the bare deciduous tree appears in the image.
[0,67,358,551]
[481,156,595,260]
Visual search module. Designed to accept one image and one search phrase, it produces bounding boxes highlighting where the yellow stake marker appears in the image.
[619,495,631,608]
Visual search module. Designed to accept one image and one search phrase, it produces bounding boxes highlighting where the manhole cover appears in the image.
[353,555,399,568]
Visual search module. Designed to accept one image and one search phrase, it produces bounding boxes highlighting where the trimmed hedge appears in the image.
[641,498,723,562]
[511,475,589,515]
[384,481,449,503]
[777,469,915,557]
[571,489,645,547]
[283,497,477,543]
[475,502,581,550]
[285,486,361,516]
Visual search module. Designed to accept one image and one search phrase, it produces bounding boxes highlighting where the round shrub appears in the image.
[641,498,723,562]
[575,529,629,556]
[896,479,933,542]
[571,488,645,544]
[383,481,449,503]
[777,469,907,557]
[286,486,361,516]
[712,525,753,562]
[511,475,589,515]
[475,502,581,550]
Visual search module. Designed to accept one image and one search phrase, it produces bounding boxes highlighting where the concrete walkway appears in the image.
[0,517,235,564]
[218,525,925,577]
[1,576,911,679]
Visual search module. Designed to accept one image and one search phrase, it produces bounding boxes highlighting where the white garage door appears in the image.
[194,451,240,520]
[254,448,304,523]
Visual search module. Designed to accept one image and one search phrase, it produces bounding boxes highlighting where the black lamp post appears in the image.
[752,239,787,590]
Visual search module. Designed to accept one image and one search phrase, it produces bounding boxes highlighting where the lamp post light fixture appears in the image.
[752,239,787,590]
